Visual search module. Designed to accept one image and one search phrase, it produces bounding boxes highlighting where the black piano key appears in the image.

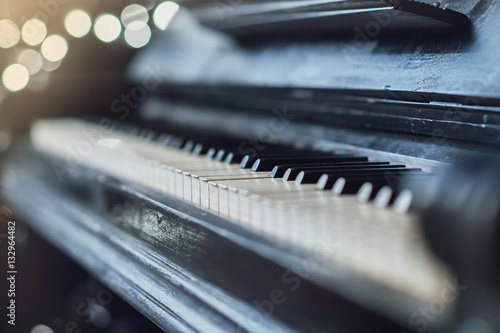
[250,155,360,172]
[202,142,240,158]
[206,144,242,159]
[192,143,204,155]
[357,182,384,202]
[129,126,141,136]
[318,169,425,189]
[224,147,298,165]
[224,152,237,164]
[157,134,174,146]
[206,147,218,159]
[199,139,272,160]
[138,129,157,141]
[270,159,380,178]
[118,123,130,133]
[313,168,423,189]
[385,174,433,200]
[332,177,401,196]
[169,137,184,149]
[149,130,160,141]
[374,186,398,207]
[299,166,410,185]
[281,162,392,181]
[107,121,119,131]
[215,149,227,162]
[240,150,329,168]
[183,140,195,152]
[117,123,129,132]
[289,165,409,183]
[138,129,147,138]
[194,139,289,159]
[193,143,224,156]
[226,148,297,164]
[139,129,150,139]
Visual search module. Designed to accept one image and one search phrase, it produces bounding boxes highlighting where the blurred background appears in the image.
[0,1,180,331]
[0,0,180,141]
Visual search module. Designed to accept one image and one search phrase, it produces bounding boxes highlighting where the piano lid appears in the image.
[128,0,497,101]
[126,0,500,144]
[186,0,471,34]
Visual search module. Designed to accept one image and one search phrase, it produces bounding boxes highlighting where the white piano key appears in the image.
[175,170,184,198]
[183,172,192,202]
[192,175,201,205]
[200,179,210,208]
[218,184,229,216]
[209,182,219,212]
[228,186,240,221]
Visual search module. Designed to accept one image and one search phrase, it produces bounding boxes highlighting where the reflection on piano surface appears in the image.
[3,0,500,332]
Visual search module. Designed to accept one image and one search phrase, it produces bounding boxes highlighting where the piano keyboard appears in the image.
[31,118,450,304]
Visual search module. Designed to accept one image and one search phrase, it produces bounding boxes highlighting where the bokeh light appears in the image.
[65,10,92,38]
[21,19,47,46]
[41,58,62,72]
[17,49,43,75]
[0,19,21,48]
[41,35,68,62]
[31,324,54,333]
[2,64,30,92]
[121,4,149,27]
[153,1,179,30]
[94,14,121,42]
[124,21,151,48]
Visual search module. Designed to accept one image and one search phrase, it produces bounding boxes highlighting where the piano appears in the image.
[2,0,500,332]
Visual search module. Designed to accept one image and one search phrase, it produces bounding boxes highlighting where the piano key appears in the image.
[270,160,381,178]
[353,173,432,203]
[183,140,195,152]
[199,141,292,162]
[298,167,418,186]
[239,150,328,168]
[281,162,395,181]
[208,142,267,161]
[157,133,174,146]
[169,137,184,148]
[215,149,227,162]
[175,163,262,196]
[192,143,204,155]
[251,155,366,172]
[215,179,316,221]
[190,142,225,156]
[332,178,395,196]
[224,152,237,164]
[209,182,219,211]
[129,126,141,136]
[374,186,396,208]
[138,129,157,141]
[199,175,272,209]
[357,182,381,203]
[226,146,301,165]
[206,147,218,159]
[331,172,426,196]
[312,167,423,190]
[393,189,414,214]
